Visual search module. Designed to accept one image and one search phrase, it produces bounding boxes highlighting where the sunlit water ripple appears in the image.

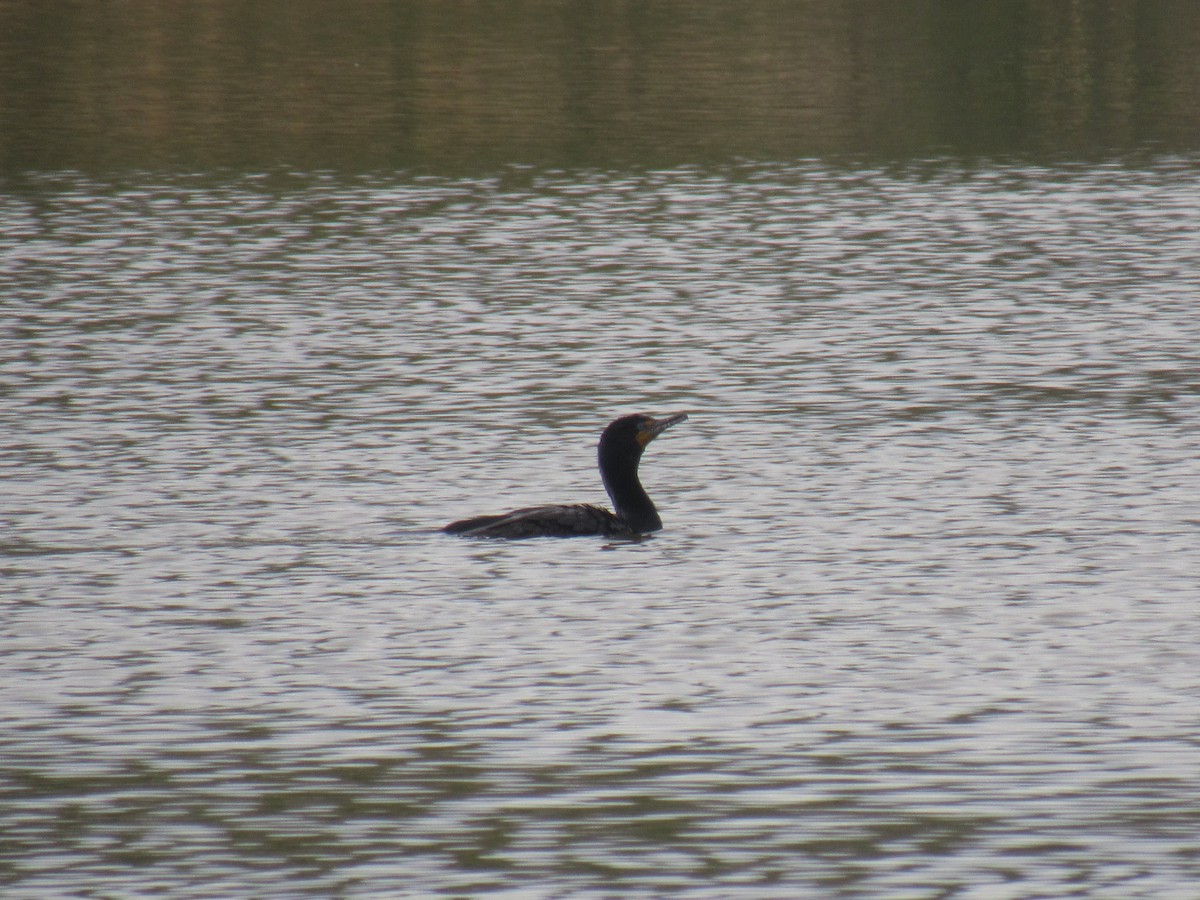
[3,159,1199,897]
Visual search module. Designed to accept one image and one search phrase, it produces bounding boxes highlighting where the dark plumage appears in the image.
[444,412,688,539]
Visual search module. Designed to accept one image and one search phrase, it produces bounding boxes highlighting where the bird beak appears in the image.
[636,412,689,447]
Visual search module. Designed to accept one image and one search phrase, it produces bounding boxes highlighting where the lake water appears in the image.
[5,159,1199,897]
[4,2,1200,897]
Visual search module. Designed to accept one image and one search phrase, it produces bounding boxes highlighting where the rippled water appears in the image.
[4,159,1200,896]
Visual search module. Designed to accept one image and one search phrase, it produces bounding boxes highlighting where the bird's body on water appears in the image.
[444,412,688,539]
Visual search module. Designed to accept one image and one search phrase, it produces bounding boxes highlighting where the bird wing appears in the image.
[445,504,626,538]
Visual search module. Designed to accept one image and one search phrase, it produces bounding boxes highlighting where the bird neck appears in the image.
[600,450,661,533]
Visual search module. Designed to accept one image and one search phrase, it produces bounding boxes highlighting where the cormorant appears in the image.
[444,412,688,539]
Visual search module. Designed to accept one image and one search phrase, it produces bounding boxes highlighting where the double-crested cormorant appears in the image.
[444,412,688,539]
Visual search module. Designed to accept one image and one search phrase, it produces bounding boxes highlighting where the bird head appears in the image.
[599,412,688,460]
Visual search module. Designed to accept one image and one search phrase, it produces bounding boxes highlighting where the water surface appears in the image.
[4,1,1199,170]
[3,159,1199,896]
